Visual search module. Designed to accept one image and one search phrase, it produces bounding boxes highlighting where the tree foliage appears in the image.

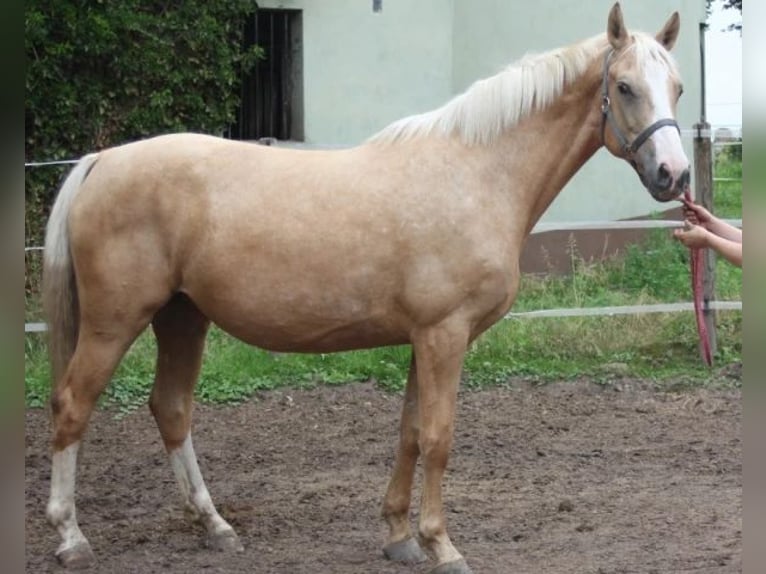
[25,0,263,246]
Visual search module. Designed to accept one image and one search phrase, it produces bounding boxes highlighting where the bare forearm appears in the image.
[706,233,742,267]
[707,218,742,243]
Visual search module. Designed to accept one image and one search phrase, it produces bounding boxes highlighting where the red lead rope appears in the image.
[683,188,713,366]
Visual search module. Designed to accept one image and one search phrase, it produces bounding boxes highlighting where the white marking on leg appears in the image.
[169,434,236,538]
[47,442,89,553]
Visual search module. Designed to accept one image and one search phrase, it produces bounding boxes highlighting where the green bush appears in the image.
[25,0,263,248]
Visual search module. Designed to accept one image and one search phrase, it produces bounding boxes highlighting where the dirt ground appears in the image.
[25,375,741,574]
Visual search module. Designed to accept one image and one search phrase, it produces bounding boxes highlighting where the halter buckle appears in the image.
[601,95,611,114]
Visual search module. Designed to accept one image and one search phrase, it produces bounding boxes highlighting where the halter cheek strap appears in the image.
[600,49,680,158]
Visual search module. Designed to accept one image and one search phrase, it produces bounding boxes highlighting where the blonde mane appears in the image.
[369,32,677,146]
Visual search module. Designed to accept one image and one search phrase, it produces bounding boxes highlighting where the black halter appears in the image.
[600,49,679,158]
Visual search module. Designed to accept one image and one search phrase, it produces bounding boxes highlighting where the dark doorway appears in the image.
[228,9,303,141]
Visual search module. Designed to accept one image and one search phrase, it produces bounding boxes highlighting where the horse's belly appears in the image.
[226,320,409,353]
[184,284,411,353]
[207,312,409,353]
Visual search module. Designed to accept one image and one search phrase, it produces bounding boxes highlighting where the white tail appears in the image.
[42,153,100,383]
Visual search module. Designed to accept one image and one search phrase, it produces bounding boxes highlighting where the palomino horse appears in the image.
[42,4,688,572]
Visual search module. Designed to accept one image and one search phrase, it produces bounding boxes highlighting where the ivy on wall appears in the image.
[25,0,263,246]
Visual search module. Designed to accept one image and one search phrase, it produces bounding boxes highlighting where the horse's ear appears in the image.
[656,12,681,51]
[607,3,629,51]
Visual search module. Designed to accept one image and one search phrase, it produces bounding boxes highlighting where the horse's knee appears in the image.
[149,392,177,426]
[382,492,410,520]
[418,429,453,463]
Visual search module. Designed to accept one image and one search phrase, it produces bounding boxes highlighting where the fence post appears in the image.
[691,22,717,362]
[693,121,717,360]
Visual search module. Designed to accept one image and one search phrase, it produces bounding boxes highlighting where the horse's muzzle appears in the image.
[645,164,690,202]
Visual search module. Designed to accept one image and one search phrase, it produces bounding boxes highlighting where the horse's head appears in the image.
[600,3,689,202]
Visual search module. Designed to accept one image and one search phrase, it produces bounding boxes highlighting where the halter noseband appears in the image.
[600,49,679,158]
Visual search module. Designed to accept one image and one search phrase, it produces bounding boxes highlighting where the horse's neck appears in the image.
[489,65,605,235]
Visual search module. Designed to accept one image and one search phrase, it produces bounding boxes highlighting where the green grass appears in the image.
[24,156,743,410]
[713,146,743,218]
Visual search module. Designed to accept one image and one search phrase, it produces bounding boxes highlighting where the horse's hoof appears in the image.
[56,541,95,569]
[383,537,428,564]
[430,558,474,574]
[207,529,244,552]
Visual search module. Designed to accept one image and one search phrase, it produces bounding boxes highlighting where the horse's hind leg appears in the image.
[382,355,428,564]
[149,294,243,552]
[47,327,144,568]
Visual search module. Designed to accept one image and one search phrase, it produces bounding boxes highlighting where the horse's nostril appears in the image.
[657,163,672,189]
[678,168,690,190]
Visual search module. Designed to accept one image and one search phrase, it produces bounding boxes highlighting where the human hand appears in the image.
[673,221,710,249]
[680,198,713,228]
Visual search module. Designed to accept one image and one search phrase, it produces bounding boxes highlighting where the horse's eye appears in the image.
[617,81,632,96]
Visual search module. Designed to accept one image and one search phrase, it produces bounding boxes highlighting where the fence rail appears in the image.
[24,300,743,333]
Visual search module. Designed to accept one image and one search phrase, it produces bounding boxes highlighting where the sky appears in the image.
[705,0,742,129]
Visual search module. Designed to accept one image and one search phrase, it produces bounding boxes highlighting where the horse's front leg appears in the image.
[412,321,473,574]
[382,355,428,564]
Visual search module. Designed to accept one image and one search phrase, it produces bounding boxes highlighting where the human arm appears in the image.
[673,222,742,268]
